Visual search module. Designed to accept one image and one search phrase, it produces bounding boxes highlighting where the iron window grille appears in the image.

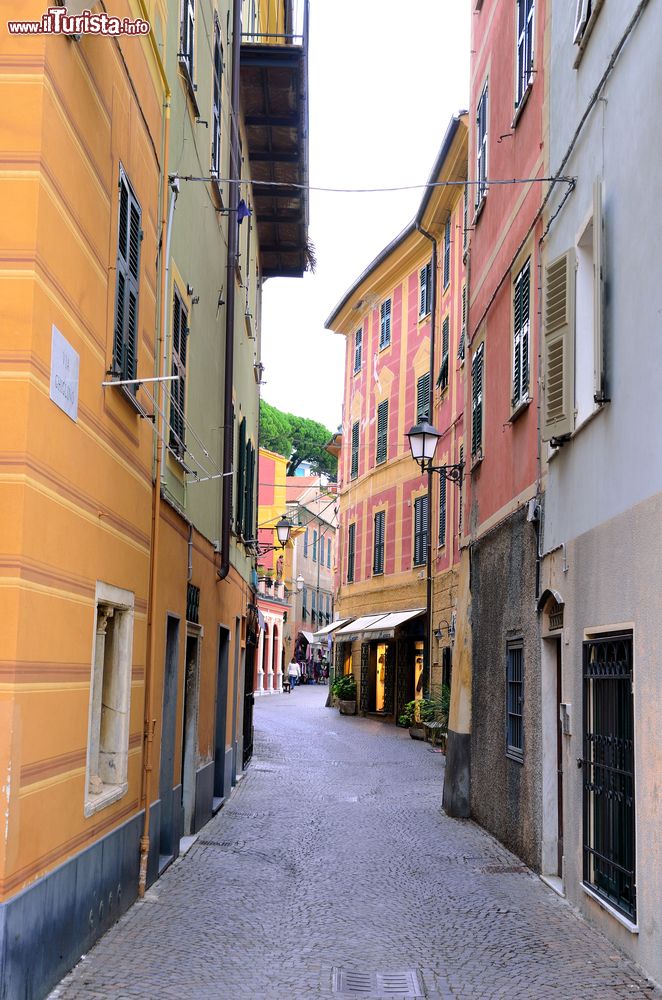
[376,399,388,464]
[169,287,188,455]
[416,372,431,423]
[419,261,432,317]
[347,523,356,583]
[112,168,141,384]
[582,632,636,921]
[443,218,451,288]
[512,259,531,408]
[379,299,391,349]
[437,317,450,391]
[438,474,447,548]
[186,583,200,624]
[506,642,524,760]
[471,344,484,456]
[413,495,428,567]
[354,328,362,373]
[476,82,488,207]
[516,0,535,108]
[373,510,385,575]
[350,421,359,479]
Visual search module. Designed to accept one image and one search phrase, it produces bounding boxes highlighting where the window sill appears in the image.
[508,396,532,423]
[473,196,486,226]
[84,781,128,818]
[353,367,361,377]
[378,341,391,353]
[471,451,484,472]
[506,750,524,765]
[581,883,638,934]
[418,310,431,324]
[512,83,532,128]
[372,570,384,577]
[178,58,200,116]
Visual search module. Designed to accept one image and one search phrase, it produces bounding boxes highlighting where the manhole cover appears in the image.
[332,968,423,997]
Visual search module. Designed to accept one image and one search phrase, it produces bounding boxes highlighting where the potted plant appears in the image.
[331,673,357,715]
[398,697,437,740]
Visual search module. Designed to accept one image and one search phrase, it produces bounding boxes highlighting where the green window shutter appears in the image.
[373,510,385,574]
[542,250,575,441]
[347,523,355,583]
[438,475,447,548]
[376,399,388,463]
[235,417,246,534]
[169,290,187,453]
[113,171,141,381]
[354,328,362,372]
[458,285,467,361]
[351,421,359,479]
[471,344,484,456]
[414,495,428,566]
[458,445,464,535]
[437,317,450,390]
[380,299,391,348]
[416,372,431,422]
[443,219,451,287]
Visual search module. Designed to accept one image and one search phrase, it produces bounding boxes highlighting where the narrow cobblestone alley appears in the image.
[50,687,659,1000]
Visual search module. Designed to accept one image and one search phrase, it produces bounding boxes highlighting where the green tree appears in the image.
[259,400,337,479]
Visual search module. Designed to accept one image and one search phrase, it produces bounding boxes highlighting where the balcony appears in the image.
[240,1,309,278]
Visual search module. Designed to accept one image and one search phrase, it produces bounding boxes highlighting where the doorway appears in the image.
[542,633,564,882]
[181,629,200,839]
[159,615,180,872]
[213,626,230,808]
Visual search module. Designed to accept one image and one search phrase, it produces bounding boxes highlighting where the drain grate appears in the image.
[332,968,423,997]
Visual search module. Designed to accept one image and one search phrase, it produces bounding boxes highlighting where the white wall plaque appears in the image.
[50,324,79,421]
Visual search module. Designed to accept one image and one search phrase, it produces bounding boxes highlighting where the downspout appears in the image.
[218,0,243,581]
[416,223,437,694]
[139,41,171,896]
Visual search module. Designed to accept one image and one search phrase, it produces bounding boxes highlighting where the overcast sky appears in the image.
[260,0,471,432]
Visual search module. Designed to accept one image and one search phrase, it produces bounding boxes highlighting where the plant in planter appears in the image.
[398,697,438,739]
[331,673,357,715]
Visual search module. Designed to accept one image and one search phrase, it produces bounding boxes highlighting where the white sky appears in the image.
[260,0,471,432]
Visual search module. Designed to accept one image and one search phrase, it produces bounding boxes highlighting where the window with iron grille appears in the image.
[350,421,359,479]
[443,218,451,288]
[180,0,195,81]
[458,445,464,533]
[169,287,188,455]
[419,261,432,317]
[312,530,317,562]
[437,317,450,392]
[476,82,488,207]
[438,475,446,548]
[379,299,391,349]
[582,632,636,921]
[416,372,431,423]
[347,523,355,583]
[516,0,535,107]
[471,344,484,456]
[506,642,524,760]
[458,284,467,362]
[211,18,222,176]
[373,510,385,575]
[376,399,388,464]
[353,328,362,373]
[513,259,531,408]
[112,169,141,383]
[413,495,428,566]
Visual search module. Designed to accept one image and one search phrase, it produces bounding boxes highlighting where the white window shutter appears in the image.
[542,250,575,441]
[593,178,605,402]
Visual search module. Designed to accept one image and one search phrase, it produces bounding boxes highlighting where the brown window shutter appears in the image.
[542,249,576,441]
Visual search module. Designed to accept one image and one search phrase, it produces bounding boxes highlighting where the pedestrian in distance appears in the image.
[288,657,300,689]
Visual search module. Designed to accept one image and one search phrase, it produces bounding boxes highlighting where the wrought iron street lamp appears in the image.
[275,515,292,548]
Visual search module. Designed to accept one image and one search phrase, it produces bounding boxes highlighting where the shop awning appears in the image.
[299,630,315,644]
[334,609,425,642]
[257,609,266,632]
[312,618,353,640]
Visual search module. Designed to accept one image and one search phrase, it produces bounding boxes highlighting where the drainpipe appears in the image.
[218,0,243,581]
[416,223,437,694]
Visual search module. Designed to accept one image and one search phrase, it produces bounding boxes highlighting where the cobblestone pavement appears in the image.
[50,685,659,1000]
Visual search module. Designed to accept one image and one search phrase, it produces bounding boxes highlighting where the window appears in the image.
[419,262,432,317]
[235,423,255,539]
[235,417,246,533]
[303,529,308,558]
[542,250,575,442]
[85,582,134,816]
[438,475,446,548]
[112,168,141,383]
[458,285,467,362]
[413,495,428,566]
[512,259,530,408]
[353,328,362,373]
[506,642,524,760]
[350,421,359,479]
[312,530,317,562]
[416,372,431,423]
[471,344,484,456]
[574,0,602,47]
[463,182,469,252]
[476,82,488,207]
[516,0,535,108]
[458,445,464,534]
[379,299,391,349]
[582,632,635,921]
[302,587,308,620]
[169,287,188,455]
[376,399,388,464]
[437,317,449,392]
[347,523,356,583]
[311,589,316,624]
[327,537,331,568]
[180,0,195,80]
[443,218,451,288]
[373,510,385,575]
[211,18,222,177]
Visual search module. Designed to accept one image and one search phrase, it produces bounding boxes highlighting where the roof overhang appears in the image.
[240,17,309,278]
[312,617,353,640]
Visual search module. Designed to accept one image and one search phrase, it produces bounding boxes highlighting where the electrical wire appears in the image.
[177,173,576,194]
